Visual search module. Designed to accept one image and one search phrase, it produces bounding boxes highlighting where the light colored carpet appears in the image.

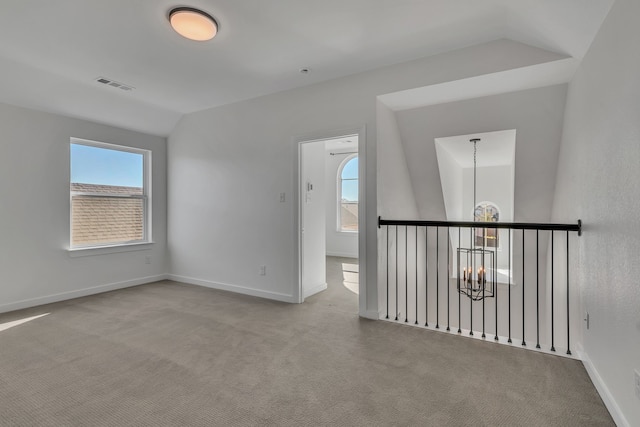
[0,257,613,426]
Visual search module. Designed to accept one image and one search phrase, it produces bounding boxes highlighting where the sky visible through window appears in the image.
[71,144,142,188]
[341,157,358,202]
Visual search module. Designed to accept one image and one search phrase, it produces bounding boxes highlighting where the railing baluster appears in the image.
[522,230,526,347]
[536,230,540,349]
[551,231,555,352]
[457,227,461,334]
[494,239,498,341]
[405,226,408,323]
[482,227,486,339]
[436,227,440,329]
[415,226,418,325]
[567,231,571,355]
[508,228,512,344]
[447,228,450,331]
[395,225,398,321]
[469,227,473,336]
[425,226,428,327]
[386,225,389,319]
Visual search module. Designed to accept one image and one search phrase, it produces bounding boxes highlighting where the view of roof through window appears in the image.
[70,142,148,247]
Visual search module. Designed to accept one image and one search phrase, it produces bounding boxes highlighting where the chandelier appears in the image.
[457,138,496,301]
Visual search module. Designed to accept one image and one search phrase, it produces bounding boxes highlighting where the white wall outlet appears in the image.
[634,370,640,400]
[279,192,286,202]
[145,255,151,264]
[259,265,266,276]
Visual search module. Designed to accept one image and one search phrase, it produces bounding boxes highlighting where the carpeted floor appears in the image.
[0,257,613,426]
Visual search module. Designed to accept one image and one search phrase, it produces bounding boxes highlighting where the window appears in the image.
[474,202,499,248]
[70,138,151,249]
[338,155,358,232]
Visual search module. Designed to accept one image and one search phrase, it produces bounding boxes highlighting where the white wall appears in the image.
[551,0,640,424]
[376,101,419,220]
[167,39,573,317]
[0,102,167,313]
[435,145,464,221]
[325,149,358,258]
[301,141,326,298]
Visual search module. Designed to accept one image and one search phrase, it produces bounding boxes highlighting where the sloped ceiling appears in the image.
[0,0,613,136]
[395,85,569,222]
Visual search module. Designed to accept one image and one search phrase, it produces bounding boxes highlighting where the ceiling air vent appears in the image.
[95,77,134,92]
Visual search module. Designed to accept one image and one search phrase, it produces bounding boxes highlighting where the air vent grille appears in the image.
[95,77,134,92]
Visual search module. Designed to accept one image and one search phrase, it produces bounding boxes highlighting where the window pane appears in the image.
[71,144,143,188]
[341,179,358,202]
[71,196,143,246]
[474,203,499,247]
[341,202,358,231]
[339,156,358,232]
[341,157,358,180]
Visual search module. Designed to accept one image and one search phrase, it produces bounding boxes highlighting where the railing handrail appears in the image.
[378,217,581,235]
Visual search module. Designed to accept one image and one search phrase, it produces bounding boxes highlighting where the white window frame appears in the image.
[337,153,358,233]
[69,137,152,252]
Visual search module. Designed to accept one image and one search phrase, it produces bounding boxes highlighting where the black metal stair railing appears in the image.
[379,217,582,356]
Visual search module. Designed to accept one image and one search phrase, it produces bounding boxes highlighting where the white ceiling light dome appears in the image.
[169,7,218,41]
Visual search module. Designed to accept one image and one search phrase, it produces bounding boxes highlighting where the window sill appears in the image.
[68,242,154,258]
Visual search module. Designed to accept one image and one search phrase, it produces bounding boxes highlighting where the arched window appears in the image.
[474,202,499,247]
[338,155,358,232]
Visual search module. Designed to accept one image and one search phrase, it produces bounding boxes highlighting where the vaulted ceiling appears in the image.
[0,0,613,136]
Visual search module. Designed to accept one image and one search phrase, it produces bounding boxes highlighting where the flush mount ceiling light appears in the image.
[169,7,218,41]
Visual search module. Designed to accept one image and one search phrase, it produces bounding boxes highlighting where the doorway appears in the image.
[298,133,360,304]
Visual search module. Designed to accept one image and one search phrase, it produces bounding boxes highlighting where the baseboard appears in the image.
[168,274,297,303]
[0,274,169,315]
[360,309,381,320]
[578,349,630,427]
[303,282,327,299]
[326,251,358,259]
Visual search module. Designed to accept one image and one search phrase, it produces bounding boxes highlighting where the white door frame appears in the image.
[294,126,366,312]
